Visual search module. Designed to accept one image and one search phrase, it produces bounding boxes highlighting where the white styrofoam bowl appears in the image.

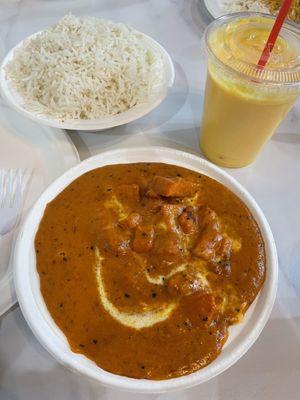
[0,32,174,131]
[14,147,278,393]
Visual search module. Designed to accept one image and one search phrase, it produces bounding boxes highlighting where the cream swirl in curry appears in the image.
[35,163,265,379]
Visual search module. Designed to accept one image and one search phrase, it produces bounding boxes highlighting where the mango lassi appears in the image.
[200,14,300,168]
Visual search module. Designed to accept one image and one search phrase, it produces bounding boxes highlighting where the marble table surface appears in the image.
[1,1,300,399]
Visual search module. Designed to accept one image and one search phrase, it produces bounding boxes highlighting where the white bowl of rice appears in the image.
[0,14,175,131]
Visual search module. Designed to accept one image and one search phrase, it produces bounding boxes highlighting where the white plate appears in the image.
[0,32,175,131]
[14,147,278,393]
[204,0,227,18]
[203,0,271,18]
[0,101,79,316]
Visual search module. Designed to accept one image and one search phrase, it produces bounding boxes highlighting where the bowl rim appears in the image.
[0,31,175,131]
[14,146,278,393]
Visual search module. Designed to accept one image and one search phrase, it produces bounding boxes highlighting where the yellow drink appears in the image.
[200,14,300,168]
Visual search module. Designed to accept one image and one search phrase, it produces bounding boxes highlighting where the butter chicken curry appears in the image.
[35,163,266,379]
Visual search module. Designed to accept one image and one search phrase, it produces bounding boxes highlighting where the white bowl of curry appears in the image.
[14,147,278,392]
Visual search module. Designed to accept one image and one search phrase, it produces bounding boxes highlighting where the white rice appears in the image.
[5,14,164,120]
[223,0,270,13]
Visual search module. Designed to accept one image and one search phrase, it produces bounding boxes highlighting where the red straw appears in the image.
[257,0,292,70]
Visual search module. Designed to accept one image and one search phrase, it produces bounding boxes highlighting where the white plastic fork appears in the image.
[0,168,30,237]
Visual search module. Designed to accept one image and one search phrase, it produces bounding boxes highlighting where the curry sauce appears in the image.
[35,163,265,379]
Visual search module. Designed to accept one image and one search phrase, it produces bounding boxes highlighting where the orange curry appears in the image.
[35,163,265,379]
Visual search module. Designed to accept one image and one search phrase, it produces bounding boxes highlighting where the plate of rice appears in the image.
[204,0,300,23]
[0,14,174,131]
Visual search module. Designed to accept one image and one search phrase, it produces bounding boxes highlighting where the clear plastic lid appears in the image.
[205,13,300,87]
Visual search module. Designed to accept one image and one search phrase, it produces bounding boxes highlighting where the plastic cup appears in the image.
[200,13,300,168]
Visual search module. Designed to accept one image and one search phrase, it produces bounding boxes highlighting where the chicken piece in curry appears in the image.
[35,163,266,380]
